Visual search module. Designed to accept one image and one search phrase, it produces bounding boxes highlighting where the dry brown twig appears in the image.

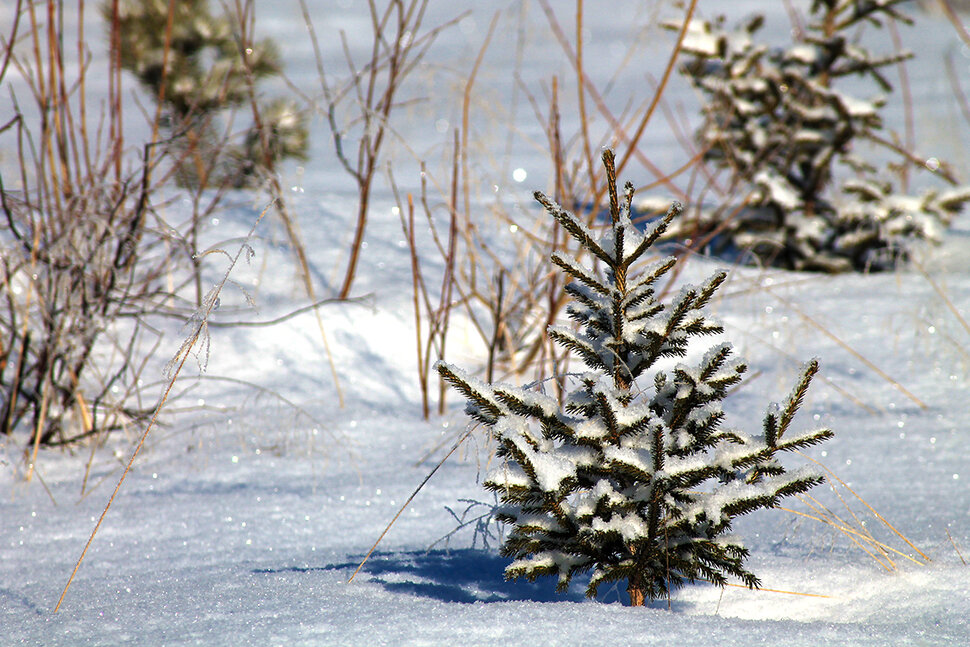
[228,0,344,407]
[1,1,187,464]
[298,0,464,301]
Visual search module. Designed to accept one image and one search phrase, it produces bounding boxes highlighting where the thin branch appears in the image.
[206,296,371,328]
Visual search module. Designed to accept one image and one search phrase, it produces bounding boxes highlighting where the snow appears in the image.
[591,511,648,542]
[754,170,801,211]
[840,95,880,118]
[486,462,531,491]
[786,45,818,65]
[499,416,578,493]
[2,1,970,645]
[679,18,723,58]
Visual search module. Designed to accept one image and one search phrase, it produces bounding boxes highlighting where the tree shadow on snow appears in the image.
[254,549,598,604]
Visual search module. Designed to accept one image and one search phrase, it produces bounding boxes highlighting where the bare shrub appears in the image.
[0,0,313,460]
[300,0,462,300]
[0,1,185,459]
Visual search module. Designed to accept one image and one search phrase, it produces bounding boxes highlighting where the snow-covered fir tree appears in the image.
[672,0,970,272]
[436,150,834,606]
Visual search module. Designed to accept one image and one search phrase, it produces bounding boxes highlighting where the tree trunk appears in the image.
[627,577,646,606]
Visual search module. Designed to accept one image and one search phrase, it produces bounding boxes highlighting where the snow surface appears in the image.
[2,1,970,645]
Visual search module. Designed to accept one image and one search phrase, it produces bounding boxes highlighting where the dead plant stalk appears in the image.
[54,202,273,613]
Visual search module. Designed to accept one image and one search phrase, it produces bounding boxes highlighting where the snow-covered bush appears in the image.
[674,0,970,272]
[436,150,833,606]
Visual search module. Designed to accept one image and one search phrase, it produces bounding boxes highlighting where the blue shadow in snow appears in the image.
[253,549,591,604]
[0,587,45,616]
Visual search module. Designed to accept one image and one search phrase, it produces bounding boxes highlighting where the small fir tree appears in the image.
[672,0,970,272]
[437,150,833,606]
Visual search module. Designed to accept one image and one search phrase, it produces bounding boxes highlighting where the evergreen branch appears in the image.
[763,404,779,448]
[624,202,680,267]
[721,492,780,518]
[492,385,559,421]
[564,281,612,314]
[618,407,661,439]
[434,361,503,422]
[704,364,745,394]
[625,257,677,298]
[548,326,609,373]
[603,148,620,226]
[622,182,635,218]
[728,446,776,473]
[611,202,626,289]
[626,301,665,323]
[776,358,819,440]
[682,319,725,338]
[552,252,612,296]
[773,474,825,500]
[534,191,613,266]
[834,0,914,31]
[594,390,621,443]
[689,408,726,439]
[665,286,701,336]
[651,416,666,474]
[699,343,732,382]
[693,270,727,311]
[776,427,834,452]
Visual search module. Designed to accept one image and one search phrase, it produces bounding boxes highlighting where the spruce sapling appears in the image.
[436,149,833,606]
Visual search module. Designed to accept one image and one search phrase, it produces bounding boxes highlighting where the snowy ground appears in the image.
[3,1,970,645]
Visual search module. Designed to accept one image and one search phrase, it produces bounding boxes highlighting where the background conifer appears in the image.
[673,0,970,272]
[108,0,308,188]
[437,150,833,605]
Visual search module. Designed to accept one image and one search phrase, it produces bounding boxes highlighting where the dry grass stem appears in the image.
[911,257,970,339]
[945,529,967,566]
[711,580,832,599]
[54,202,273,613]
[348,425,475,583]
[937,0,970,47]
[760,285,927,410]
[776,453,930,571]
